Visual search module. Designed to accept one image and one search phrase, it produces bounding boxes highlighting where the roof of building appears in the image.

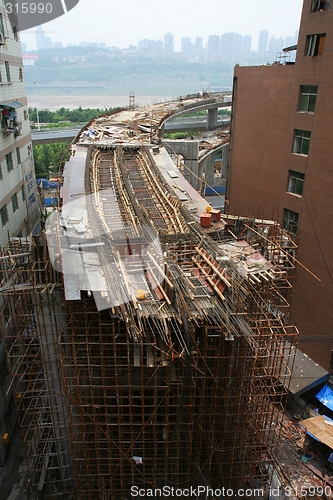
[299,415,333,449]
[285,345,329,396]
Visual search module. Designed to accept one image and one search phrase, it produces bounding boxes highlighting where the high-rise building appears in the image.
[220,32,242,61]
[242,35,252,56]
[35,25,45,51]
[268,36,277,54]
[155,39,163,52]
[207,34,220,56]
[0,0,39,465]
[194,36,203,51]
[163,32,174,52]
[181,36,193,55]
[285,35,295,48]
[275,36,285,54]
[227,0,333,370]
[44,36,53,49]
[138,38,153,51]
[257,29,268,54]
[138,38,163,52]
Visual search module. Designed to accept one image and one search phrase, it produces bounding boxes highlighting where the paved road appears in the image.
[31,127,82,144]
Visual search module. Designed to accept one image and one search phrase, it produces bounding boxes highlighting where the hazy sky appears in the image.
[20,0,304,52]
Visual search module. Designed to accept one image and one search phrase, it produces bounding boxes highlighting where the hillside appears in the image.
[23,47,237,96]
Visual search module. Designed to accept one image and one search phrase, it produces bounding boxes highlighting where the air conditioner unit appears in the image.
[0,33,4,45]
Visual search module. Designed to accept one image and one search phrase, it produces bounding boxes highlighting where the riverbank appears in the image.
[27,95,168,111]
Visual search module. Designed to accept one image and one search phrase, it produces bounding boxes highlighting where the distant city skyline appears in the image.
[19,0,303,53]
[26,26,299,59]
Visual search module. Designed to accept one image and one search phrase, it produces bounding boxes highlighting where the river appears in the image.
[27,95,168,111]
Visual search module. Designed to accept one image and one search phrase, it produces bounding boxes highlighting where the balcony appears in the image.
[2,120,22,138]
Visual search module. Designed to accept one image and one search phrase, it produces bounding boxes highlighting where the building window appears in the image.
[19,67,23,81]
[21,185,25,201]
[287,171,305,196]
[12,25,18,41]
[311,1,330,12]
[283,209,299,236]
[0,13,4,36]
[12,193,18,213]
[16,147,21,164]
[299,85,318,113]
[293,129,311,155]
[305,34,326,56]
[6,152,13,171]
[5,61,11,82]
[0,205,8,227]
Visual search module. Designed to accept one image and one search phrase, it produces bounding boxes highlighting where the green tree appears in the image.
[28,106,120,126]
[33,143,70,178]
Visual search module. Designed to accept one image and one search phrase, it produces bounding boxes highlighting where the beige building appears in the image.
[0,0,39,464]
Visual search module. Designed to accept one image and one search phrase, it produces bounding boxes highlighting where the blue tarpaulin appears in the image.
[316,384,333,411]
[45,197,57,207]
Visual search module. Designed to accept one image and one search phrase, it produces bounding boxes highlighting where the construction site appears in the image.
[0,95,299,499]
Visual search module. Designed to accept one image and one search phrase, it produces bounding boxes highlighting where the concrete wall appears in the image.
[162,140,199,189]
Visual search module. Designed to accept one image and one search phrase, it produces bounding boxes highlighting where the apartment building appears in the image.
[227,0,333,370]
[0,0,39,464]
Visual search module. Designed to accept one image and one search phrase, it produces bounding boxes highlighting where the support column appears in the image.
[208,108,218,130]
[221,143,229,179]
[159,124,165,139]
[204,155,215,188]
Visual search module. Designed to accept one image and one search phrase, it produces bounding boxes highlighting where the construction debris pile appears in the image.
[274,414,333,498]
[0,105,299,499]
[77,92,230,152]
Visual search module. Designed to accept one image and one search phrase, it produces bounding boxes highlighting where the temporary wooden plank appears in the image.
[192,258,225,301]
[195,246,231,288]
[147,264,171,305]
[147,251,174,289]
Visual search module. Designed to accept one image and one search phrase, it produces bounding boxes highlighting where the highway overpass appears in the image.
[31,117,231,144]
[31,92,231,144]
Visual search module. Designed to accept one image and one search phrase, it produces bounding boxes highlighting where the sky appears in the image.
[20,0,304,52]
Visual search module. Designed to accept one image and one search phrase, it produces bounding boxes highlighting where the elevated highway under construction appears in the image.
[0,94,299,499]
